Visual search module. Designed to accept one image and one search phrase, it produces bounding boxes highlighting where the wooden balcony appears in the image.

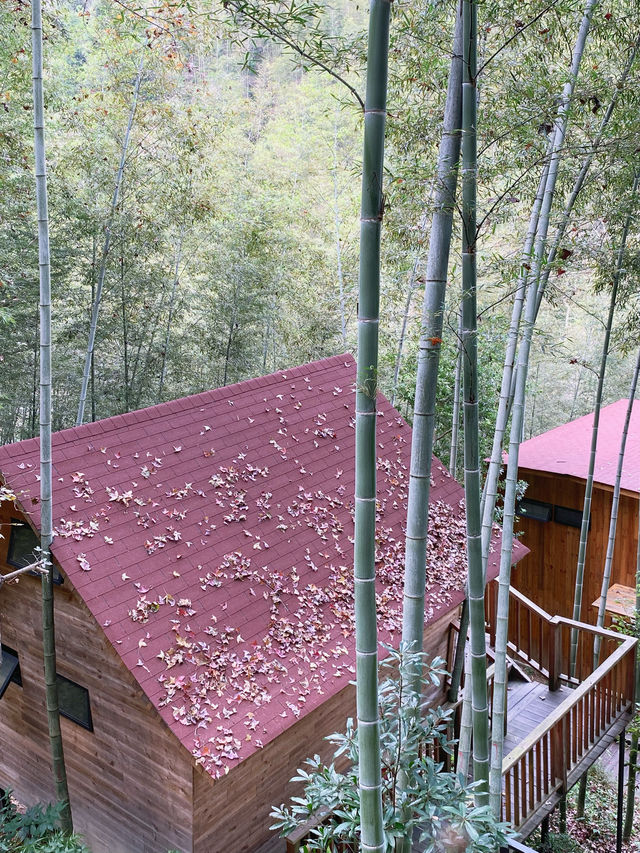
[485,582,637,837]
[284,585,637,852]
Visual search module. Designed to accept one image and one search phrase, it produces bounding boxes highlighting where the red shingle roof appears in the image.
[0,354,514,777]
[518,399,640,493]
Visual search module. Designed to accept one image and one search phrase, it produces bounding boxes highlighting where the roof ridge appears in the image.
[0,352,354,454]
[523,398,633,443]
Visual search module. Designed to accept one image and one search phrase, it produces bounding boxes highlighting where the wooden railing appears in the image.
[486,582,637,832]
[486,583,551,678]
[285,809,356,853]
[286,586,636,849]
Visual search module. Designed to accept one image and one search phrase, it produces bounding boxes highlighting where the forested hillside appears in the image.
[1,0,638,458]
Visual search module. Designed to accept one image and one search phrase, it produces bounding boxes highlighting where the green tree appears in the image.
[31,0,72,831]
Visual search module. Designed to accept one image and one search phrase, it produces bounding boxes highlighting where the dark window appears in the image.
[554,505,587,529]
[6,519,39,569]
[56,674,93,731]
[0,645,22,700]
[6,519,62,584]
[516,498,552,522]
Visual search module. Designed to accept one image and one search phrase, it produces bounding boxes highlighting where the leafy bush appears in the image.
[0,795,90,853]
[270,645,514,852]
[541,833,583,853]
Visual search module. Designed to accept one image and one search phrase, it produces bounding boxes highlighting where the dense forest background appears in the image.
[1,0,639,468]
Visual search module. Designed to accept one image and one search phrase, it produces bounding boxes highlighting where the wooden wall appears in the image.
[192,606,459,853]
[0,503,194,853]
[513,469,638,626]
[0,497,461,853]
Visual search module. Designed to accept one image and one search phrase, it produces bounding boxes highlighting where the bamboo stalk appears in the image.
[332,116,348,350]
[401,2,463,666]
[593,176,640,667]
[158,229,185,401]
[480,0,602,567]
[489,257,545,814]
[489,3,603,809]
[461,0,489,803]
[570,169,637,675]
[32,0,73,831]
[456,647,473,778]
[391,269,418,408]
[77,57,144,426]
[479,156,550,567]
[449,308,463,478]
[534,34,640,322]
[354,3,391,850]
[623,496,640,839]
[398,18,463,843]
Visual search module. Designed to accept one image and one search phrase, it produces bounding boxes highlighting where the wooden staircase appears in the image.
[284,583,637,851]
[484,582,637,836]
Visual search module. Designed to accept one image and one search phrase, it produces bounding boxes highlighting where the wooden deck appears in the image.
[499,676,631,837]
[283,583,637,852]
[503,679,568,754]
[487,582,636,838]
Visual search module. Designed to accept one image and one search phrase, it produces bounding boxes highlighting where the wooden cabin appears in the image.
[512,399,640,627]
[0,354,518,853]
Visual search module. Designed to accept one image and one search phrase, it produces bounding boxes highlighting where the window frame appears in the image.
[6,518,63,584]
[516,498,552,523]
[0,645,22,700]
[56,674,93,732]
[554,504,588,530]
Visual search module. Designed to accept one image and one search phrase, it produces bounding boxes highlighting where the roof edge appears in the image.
[0,353,355,457]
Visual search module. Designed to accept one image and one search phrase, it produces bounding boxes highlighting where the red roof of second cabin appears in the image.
[518,399,640,493]
[0,354,522,778]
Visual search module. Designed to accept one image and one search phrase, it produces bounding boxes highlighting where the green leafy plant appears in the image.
[0,795,89,853]
[270,646,514,852]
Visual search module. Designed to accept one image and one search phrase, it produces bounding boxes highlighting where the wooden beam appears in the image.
[0,562,48,585]
[514,712,631,838]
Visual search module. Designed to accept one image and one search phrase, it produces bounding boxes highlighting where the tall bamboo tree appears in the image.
[460,0,489,801]
[452,154,551,725]
[571,275,622,818]
[570,178,635,674]
[452,161,551,749]
[76,57,143,426]
[487,0,604,801]
[480,0,602,570]
[158,229,185,401]
[353,3,391,850]
[478,158,550,567]
[594,356,640,667]
[488,258,547,814]
[449,308,463,477]
[332,116,348,350]
[592,176,640,669]
[623,490,640,840]
[533,33,639,320]
[401,3,463,669]
[32,0,72,831]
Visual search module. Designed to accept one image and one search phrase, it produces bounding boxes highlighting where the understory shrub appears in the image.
[0,795,90,853]
[270,645,513,852]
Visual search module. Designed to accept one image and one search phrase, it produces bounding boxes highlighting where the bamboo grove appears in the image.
[6,0,640,848]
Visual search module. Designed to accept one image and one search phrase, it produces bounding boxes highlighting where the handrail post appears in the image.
[627,640,637,707]
[548,617,562,692]
[488,579,497,647]
[551,715,568,792]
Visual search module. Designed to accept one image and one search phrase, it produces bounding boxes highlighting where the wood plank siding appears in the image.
[513,469,638,630]
[191,607,458,853]
[0,504,193,853]
[1,498,461,853]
